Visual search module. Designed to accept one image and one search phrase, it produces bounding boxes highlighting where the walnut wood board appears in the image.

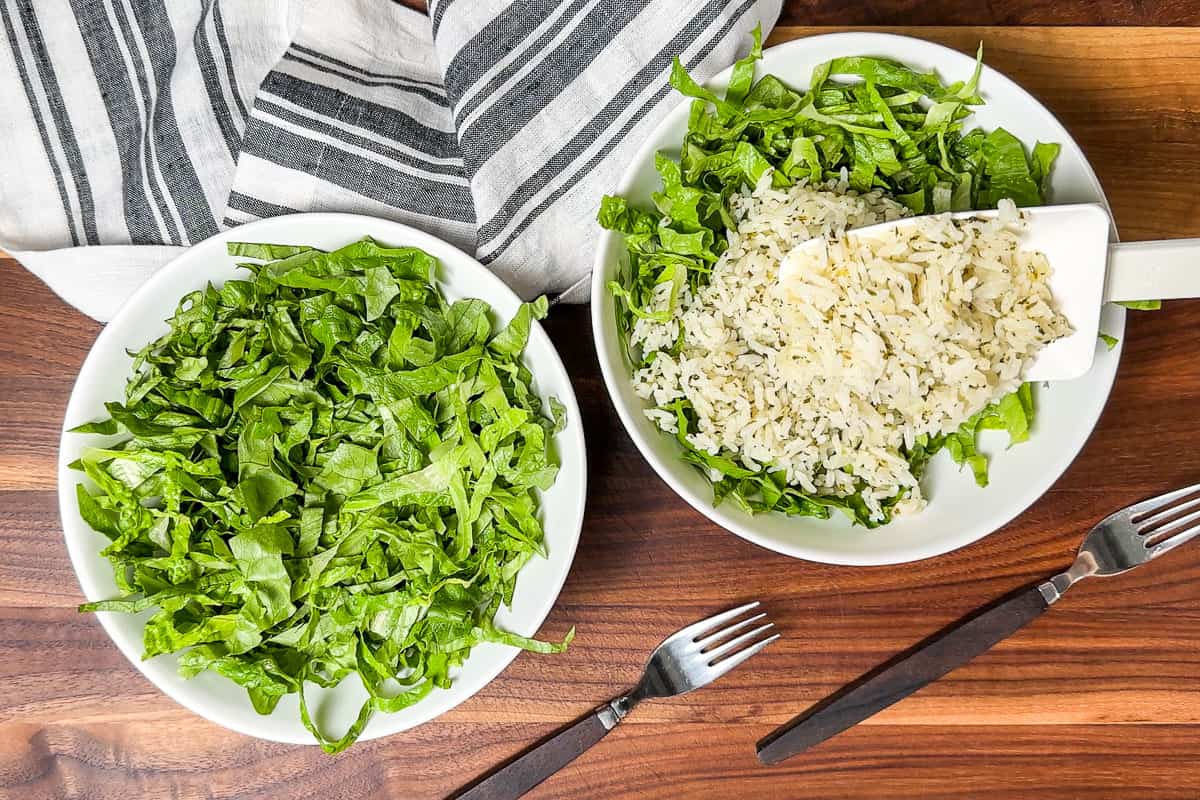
[3,24,1200,800]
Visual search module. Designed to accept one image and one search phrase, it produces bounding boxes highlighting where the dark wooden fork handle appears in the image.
[757,582,1050,764]
[452,707,614,800]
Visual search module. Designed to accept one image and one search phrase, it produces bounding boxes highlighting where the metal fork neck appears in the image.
[1038,551,1098,605]
[596,691,641,730]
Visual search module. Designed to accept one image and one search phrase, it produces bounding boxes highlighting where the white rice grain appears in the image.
[632,174,1070,520]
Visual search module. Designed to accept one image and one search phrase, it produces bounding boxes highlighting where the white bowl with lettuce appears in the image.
[59,214,586,750]
[592,32,1127,565]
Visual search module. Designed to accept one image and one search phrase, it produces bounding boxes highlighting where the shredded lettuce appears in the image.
[1116,300,1162,311]
[73,237,570,752]
[917,383,1035,489]
[599,30,1057,525]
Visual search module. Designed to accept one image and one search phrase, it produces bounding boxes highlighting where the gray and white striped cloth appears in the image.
[0,0,780,321]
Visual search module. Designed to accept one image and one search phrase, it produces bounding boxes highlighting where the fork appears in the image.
[757,483,1200,765]
[454,602,779,800]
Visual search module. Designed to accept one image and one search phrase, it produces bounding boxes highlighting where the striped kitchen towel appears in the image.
[0,0,780,321]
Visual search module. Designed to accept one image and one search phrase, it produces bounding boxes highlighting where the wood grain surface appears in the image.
[399,0,1200,26]
[3,21,1200,800]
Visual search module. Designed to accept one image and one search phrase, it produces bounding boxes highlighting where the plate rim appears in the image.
[590,31,1124,565]
[57,211,588,744]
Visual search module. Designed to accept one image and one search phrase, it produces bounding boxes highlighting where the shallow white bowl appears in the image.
[59,213,587,745]
[592,32,1123,566]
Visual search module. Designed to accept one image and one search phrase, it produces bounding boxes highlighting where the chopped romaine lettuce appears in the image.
[73,238,571,752]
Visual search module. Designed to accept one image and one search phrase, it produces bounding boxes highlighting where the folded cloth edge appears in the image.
[12,245,187,322]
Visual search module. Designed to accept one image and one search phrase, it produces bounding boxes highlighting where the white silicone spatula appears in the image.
[785,203,1200,381]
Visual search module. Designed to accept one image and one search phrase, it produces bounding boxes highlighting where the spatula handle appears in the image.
[756,582,1050,765]
[1105,239,1200,303]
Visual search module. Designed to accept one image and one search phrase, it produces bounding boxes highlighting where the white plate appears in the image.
[591,32,1123,565]
[59,213,587,745]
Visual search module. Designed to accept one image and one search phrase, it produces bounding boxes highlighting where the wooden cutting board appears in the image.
[2,25,1199,800]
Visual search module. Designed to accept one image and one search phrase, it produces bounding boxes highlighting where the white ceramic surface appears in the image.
[592,32,1124,566]
[59,213,587,745]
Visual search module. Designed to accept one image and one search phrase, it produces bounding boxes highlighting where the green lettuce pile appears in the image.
[72,238,570,752]
[600,30,1064,527]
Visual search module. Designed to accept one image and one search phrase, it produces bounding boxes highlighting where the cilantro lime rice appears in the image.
[632,181,1069,521]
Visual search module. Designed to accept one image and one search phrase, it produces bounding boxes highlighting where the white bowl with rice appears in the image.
[591,32,1123,565]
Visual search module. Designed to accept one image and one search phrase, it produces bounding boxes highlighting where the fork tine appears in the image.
[1138,494,1200,532]
[704,623,775,662]
[672,601,760,644]
[704,633,780,681]
[1145,508,1200,541]
[1129,483,1200,520]
[695,612,767,649]
[1149,523,1200,559]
